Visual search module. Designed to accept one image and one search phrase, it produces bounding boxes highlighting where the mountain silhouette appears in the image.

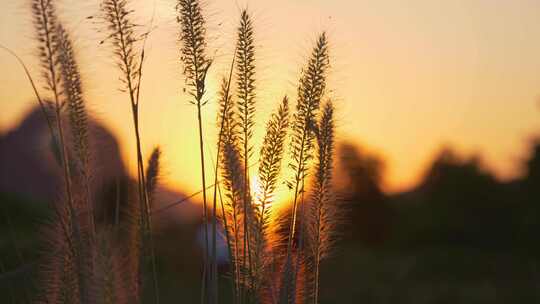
[0,106,199,222]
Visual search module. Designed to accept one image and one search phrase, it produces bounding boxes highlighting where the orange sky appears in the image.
[1,0,540,197]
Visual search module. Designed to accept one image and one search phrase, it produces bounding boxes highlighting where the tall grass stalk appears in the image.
[30,0,94,302]
[100,0,159,302]
[307,101,335,304]
[31,0,77,246]
[40,200,82,304]
[281,32,329,304]
[215,76,239,303]
[219,76,245,303]
[235,10,257,294]
[253,97,289,295]
[217,179,238,303]
[6,1,342,302]
[211,49,238,304]
[57,23,94,233]
[96,231,128,304]
[176,0,213,302]
[56,22,100,304]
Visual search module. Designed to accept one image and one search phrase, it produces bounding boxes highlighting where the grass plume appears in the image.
[38,201,82,304]
[56,23,99,304]
[56,25,89,178]
[31,1,95,302]
[252,97,290,295]
[5,2,343,303]
[100,0,159,301]
[176,0,213,302]
[281,32,330,304]
[212,48,237,303]
[307,101,336,304]
[31,0,78,249]
[146,146,162,204]
[235,9,257,297]
[220,120,247,303]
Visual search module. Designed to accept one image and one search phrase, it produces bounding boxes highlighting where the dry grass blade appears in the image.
[0,45,57,141]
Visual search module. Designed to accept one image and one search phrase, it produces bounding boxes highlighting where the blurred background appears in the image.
[2,0,540,303]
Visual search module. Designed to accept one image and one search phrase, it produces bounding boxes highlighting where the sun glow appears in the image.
[1,0,537,205]
[250,172,292,214]
[250,175,264,206]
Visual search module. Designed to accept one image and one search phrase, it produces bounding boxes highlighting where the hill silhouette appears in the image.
[0,107,202,301]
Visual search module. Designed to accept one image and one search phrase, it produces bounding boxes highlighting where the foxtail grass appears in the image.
[31,0,98,302]
[56,23,98,304]
[212,50,238,303]
[31,0,78,255]
[100,0,159,302]
[235,10,257,295]
[176,0,214,302]
[252,96,290,296]
[6,1,344,303]
[217,76,243,303]
[307,101,336,304]
[146,146,162,203]
[39,199,82,304]
[281,32,330,304]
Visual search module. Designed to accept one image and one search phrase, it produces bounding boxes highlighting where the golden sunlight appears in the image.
[1,0,540,302]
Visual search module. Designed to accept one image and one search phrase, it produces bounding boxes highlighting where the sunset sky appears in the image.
[1,0,540,198]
